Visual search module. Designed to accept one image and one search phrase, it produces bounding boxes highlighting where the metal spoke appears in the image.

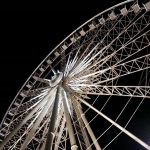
[78,96,150,150]
[0,87,56,149]
[20,92,55,150]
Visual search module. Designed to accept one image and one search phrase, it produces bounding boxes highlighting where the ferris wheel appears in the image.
[0,0,150,150]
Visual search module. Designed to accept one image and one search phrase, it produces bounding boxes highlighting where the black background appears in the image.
[0,0,123,125]
[0,0,150,149]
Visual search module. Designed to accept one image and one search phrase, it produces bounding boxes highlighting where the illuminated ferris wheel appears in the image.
[0,0,150,149]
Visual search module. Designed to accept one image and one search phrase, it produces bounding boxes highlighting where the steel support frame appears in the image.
[0,84,78,150]
[60,86,78,150]
[44,85,78,150]
[44,86,61,150]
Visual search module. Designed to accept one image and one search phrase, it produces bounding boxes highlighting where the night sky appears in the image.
[0,0,124,125]
[0,0,150,149]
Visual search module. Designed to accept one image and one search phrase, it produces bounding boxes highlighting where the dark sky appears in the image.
[0,0,150,150]
[0,0,124,124]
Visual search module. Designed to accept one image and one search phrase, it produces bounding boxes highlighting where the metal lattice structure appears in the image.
[0,0,150,149]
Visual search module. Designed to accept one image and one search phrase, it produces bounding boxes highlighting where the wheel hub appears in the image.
[49,71,63,87]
